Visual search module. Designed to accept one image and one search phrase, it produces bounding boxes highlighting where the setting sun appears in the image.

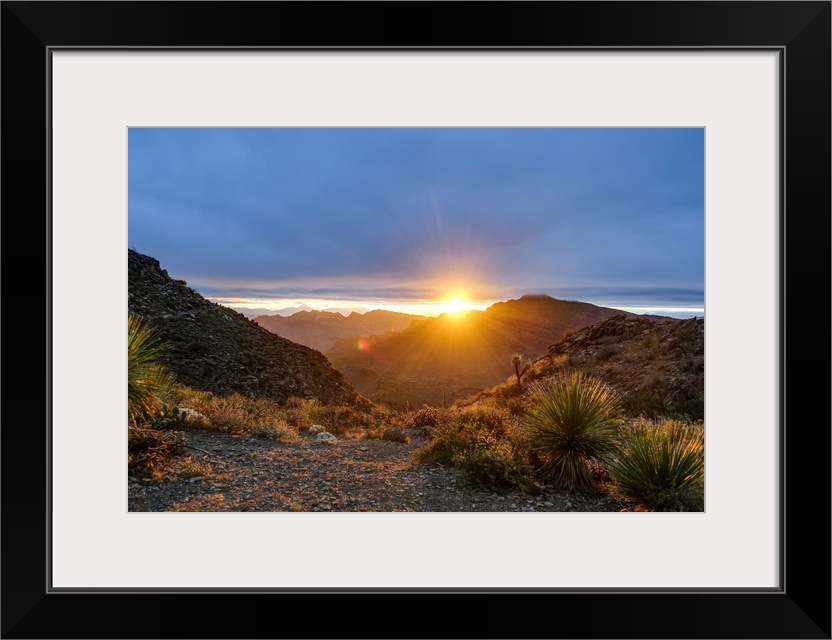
[443,292,470,316]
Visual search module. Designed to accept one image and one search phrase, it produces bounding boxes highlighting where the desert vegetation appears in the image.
[127,314,175,423]
[521,371,621,492]
[397,370,703,509]
[128,251,704,512]
[608,418,704,511]
[128,310,704,510]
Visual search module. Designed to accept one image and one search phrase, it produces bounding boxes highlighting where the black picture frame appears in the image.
[2,2,829,638]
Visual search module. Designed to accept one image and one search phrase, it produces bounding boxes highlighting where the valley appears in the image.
[128,249,704,513]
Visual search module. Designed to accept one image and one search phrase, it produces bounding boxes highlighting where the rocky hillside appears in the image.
[469,314,704,419]
[327,295,637,409]
[127,250,362,405]
[255,309,421,353]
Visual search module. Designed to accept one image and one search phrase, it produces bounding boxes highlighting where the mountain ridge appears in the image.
[327,294,642,408]
[127,249,362,405]
[255,308,422,353]
[462,313,705,420]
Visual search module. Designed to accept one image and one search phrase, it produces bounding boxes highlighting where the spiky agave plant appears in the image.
[521,370,621,492]
[128,314,174,423]
[609,420,704,511]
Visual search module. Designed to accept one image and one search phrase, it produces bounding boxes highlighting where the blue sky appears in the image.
[128,128,704,317]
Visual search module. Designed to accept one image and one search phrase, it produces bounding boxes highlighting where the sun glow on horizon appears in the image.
[445,297,466,314]
[441,290,473,317]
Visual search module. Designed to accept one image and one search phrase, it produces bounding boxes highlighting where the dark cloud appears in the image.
[129,128,703,311]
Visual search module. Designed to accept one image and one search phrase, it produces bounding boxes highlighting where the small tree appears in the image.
[511,354,524,388]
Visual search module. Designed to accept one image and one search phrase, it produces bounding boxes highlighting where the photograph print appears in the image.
[127,127,704,513]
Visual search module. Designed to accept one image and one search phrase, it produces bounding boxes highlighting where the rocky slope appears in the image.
[468,314,704,419]
[127,250,362,405]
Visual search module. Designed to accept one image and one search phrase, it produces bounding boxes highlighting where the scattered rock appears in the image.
[128,428,623,513]
[177,407,206,420]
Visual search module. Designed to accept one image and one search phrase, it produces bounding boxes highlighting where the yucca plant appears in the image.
[128,314,174,423]
[521,370,621,492]
[609,420,704,511]
[511,353,524,387]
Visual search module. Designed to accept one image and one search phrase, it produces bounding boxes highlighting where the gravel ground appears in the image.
[128,427,628,512]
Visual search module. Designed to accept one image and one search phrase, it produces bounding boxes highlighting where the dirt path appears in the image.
[128,428,625,512]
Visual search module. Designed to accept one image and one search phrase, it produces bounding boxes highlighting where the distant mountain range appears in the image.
[254,309,421,353]
[235,304,371,319]
[127,250,682,412]
[128,250,361,405]
[323,306,370,316]
[234,303,315,319]
[325,294,640,409]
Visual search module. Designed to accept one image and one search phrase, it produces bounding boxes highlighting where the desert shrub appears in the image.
[400,406,448,431]
[454,381,528,416]
[642,334,657,349]
[191,393,298,440]
[128,314,175,423]
[365,425,410,443]
[620,391,674,420]
[412,420,472,465]
[310,405,362,435]
[250,419,298,442]
[381,426,410,443]
[668,325,701,356]
[128,426,186,478]
[284,396,314,410]
[479,394,527,417]
[244,396,283,421]
[413,406,508,463]
[412,405,537,492]
[597,343,619,361]
[680,356,704,373]
[608,419,704,511]
[453,445,534,493]
[491,380,525,399]
[621,352,639,364]
[283,399,360,434]
[453,405,513,439]
[282,397,337,429]
[671,394,704,422]
[521,371,621,492]
[195,394,256,433]
[361,426,384,440]
[620,387,703,422]
[562,328,577,340]
[178,455,214,478]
